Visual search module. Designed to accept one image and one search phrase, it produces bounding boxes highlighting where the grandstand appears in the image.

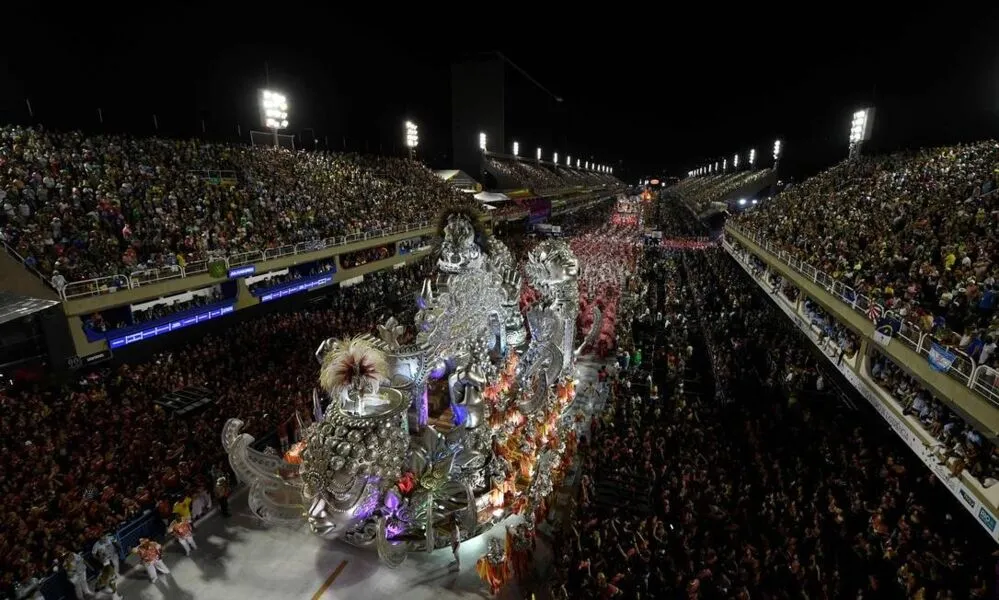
[662,141,999,546]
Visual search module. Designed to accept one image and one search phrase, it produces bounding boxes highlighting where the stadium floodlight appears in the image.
[566,155,572,166]
[733,153,739,168]
[576,158,581,168]
[749,148,756,166]
[512,141,519,156]
[479,132,487,151]
[537,147,542,161]
[772,139,781,160]
[610,167,613,174]
[738,198,747,206]
[404,120,418,157]
[585,161,590,169]
[723,158,727,171]
[848,108,874,159]
[714,161,719,172]
[260,89,289,148]
[553,151,559,164]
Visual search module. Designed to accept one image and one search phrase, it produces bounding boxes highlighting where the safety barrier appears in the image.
[60,220,432,301]
[729,225,987,405]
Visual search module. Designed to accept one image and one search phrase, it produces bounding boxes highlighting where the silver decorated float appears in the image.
[222,203,592,566]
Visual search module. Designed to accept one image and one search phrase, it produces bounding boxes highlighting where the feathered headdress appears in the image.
[319,336,389,395]
[434,199,487,247]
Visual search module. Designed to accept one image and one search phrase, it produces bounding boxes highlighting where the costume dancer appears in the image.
[168,516,198,556]
[91,533,121,575]
[474,538,510,596]
[95,563,122,600]
[57,552,91,600]
[133,538,170,583]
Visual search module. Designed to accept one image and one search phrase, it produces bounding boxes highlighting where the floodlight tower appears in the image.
[537,147,542,161]
[260,90,289,148]
[404,120,419,159]
[553,151,559,165]
[723,158,728,172]
[849,108,875,159]
[733,153,739,170]
[479,132,488,152]
[512,141,519,156]
[749,148,756,168]
[772,139,781,172]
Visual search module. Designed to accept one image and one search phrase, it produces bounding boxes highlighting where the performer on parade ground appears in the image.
[475,538,510,596]
[214,475,232,518]
[448,513,462,572]
[132,538,170,583]
[56,552,91,600]
[95,563,122,600]
[168,516,198,556]
[91,533,121,575]
[506,522,536,582]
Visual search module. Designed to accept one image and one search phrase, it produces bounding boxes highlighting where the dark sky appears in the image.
[3,8,999,182]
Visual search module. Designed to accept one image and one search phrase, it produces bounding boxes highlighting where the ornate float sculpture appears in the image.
[222,202,587,566]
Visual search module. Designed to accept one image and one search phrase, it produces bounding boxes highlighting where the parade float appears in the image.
[222,202,598,566]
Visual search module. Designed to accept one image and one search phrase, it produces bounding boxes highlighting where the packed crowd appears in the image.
[737,142,999,345]
[0,125,462,285]
[0,259,434,596]
[553,200,995,600]
[871,352,999,487]
[485,156,618,193]
[667,169,774,214]
[246,259,337,295]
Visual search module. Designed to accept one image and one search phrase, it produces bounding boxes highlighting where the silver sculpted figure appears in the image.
[222,203,584,567]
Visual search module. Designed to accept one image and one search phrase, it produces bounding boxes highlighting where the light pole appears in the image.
[404,120,419,159]
[733,153,739,170]
[512,141,519,157]
[553,151,559,165]
[849,108,874,160]
[772,139,781,171]
[537,147,542,162]
[749,148,756,168]
[479,132,487,152]
[261,90,289,148]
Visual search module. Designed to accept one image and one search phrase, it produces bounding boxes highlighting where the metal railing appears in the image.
[59,220,432,301]
[729,224,989,405]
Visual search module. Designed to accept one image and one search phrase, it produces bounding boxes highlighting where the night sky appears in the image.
[3,8,999,182]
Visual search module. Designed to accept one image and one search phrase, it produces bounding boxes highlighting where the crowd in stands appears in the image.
[737,142,999,347]
[0,125,461,286]
[484,156,619,193]
[666,169,773,214]
[397,235,433,254]
[247,259,337,295]
[0,259,433,597]
[338,244,393,269]
[552,200,995,600]
[803,298,862,361]
[871,352,999,487]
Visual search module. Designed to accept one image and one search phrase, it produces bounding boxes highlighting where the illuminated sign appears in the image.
[259,274,334,303]
[228,265,256,278]
[109,305,235,349]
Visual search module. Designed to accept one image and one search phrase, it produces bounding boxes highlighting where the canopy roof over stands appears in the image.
[473,191,510,203]
[0,291,59,327]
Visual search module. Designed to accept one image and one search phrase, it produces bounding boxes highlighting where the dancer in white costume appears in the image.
[57,552,91,600]
[91,534,120,575]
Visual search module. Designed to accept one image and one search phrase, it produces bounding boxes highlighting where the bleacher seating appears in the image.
[0,126,467,286]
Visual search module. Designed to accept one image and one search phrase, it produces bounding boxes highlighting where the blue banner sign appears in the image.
[228,265,256,278]
[927,343,956,372]
[109,305,235,348]
[258,274,335,303]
